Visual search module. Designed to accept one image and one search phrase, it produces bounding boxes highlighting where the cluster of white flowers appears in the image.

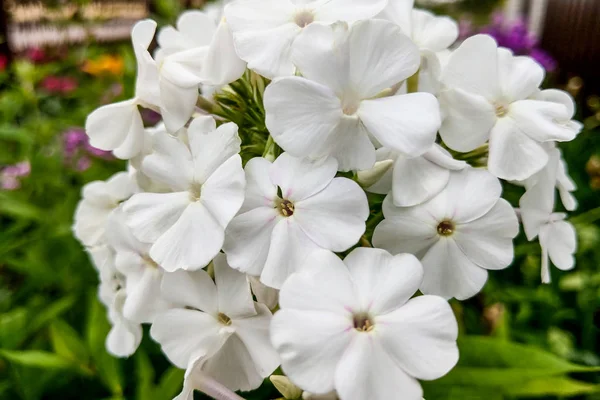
[73,0,582,399]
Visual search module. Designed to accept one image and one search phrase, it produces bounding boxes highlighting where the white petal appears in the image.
[150,203,223,271]
[161,269,218,314]
[291,22,350,97]
[377,295,459,380]
[202,333,264,391]
[240,157,277,213]
[124,192,190,243]
[535,89,576,118]
[159,78,199,133]
[509,99,578,142]
[85,99,144,156]
[411,9,458,52]
[423,144,466,170]
[498,50,544,101]
[372,197,438,256]
[188,119,241,183]
[232,304,280,379]
[347,19,420,98]
[278,249,358,313]
[175,11,217,47]
[200,154,245,228]
[261,221,325,289]
[141,132,193,191]
[271,309,353,394]
[324,115,376,172]
[132,19,157,50]
[441,34,500,99]
[214,253,256,319]
[123,267,166,323]
[391,153,450,207]
[359,93,440,156]
[334,333,424,400]
[227,2,299,80]
[201,20,246,85]
[540,221,577,271]
[223,207,280,276]
[106,319,142,358]
[73,202,111,247]
[150,309,221,369]
[294,178,368,251]
[438,88,496,152]
[488,117,549,181]
[443,168,502,223]
[454,199,518,270]
[314,0,386,23]
[264,77,343,159]
[344,248,423,314]
[270,153,338,202]
[420,238,488,300]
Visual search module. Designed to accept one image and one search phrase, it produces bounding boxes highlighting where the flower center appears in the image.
[353,313,374,332]
[494,103,509,117]
[218,312,232,326]
[277,199,295,217]
[294,10,314,28]
[189,182,202,201]
[437,220,455,236]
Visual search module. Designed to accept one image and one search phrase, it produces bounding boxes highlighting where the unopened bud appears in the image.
[270,375,303,400]
[357,160,394,188]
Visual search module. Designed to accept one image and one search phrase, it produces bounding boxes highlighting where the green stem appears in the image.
[570,207,600,225]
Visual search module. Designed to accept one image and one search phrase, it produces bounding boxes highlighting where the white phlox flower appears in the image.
[88,246,143,358]
[264,19,441,171]
[224,0,387,79]
[86,20,161,159]
[222,153,369,289]
[271,248,459,400]
[519,142,578,212]
[105,208,172,323]
[360,144,467,207]
[373,168,519,300]
[73,172,136,247]
[380,0,459,94]
[439,35,582,181]
[151,253,280,393]
[520,148,577,283]
[123,116,245,272]
[154,11,246,132]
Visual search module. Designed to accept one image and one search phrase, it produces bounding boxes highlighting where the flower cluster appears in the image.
[73,0,582,399]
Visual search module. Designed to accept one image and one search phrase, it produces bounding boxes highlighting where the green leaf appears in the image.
[155,367,184,400]
[28,296,77,335]
[506,377,600,397]
[427,336,600,396]
[455,336,599,373]
[0,349,75,371]
[135,350,155,400]
[0,308,28,349]
[49,319,90,366]
[85,291,123,396]
[423,384,503,400]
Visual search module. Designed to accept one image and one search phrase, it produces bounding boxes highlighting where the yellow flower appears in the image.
[82,55,124,76]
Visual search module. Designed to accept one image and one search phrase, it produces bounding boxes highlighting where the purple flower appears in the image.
[62,128,113,170]
[1,161,30,190]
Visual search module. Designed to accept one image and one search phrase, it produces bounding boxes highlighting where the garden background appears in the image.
[0,0,599,399]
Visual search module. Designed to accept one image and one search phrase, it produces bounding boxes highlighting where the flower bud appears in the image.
[357,159,394,188]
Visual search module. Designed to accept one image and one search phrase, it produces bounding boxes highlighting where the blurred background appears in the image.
[0,0,599,399]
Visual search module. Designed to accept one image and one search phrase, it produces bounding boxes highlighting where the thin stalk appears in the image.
[570,207,600,225]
